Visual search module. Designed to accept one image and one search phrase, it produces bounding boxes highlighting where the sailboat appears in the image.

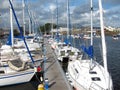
[67,0,113,90]
[0,0,36,86]
[13,0,42,53]
[52,0,83,62]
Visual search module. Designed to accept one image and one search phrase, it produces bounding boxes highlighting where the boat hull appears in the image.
[67,60,113,90]
[0,69,35,86]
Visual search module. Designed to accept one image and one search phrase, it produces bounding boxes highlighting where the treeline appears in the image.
[39,23,57,34]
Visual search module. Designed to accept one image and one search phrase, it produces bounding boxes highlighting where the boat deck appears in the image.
[43,38,73,90]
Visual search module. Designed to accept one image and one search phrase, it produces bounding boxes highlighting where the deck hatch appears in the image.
[0,71,5,74]
[91,77,101,81]
[89,71,97,74]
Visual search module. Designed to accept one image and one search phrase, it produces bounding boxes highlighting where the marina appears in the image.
[0,0,120,90]
[0,36,120,90]
[0,37,73,90]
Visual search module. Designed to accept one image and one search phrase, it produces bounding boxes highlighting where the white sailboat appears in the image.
[0,64,35,86]
[0,0,36,86]
[0,0,41,56]
[54,44,82,62]
[13,0,41,53]
[53,0,82,62]
[67,0,113,90]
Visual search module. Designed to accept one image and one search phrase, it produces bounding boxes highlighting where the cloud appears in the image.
[0,0,120,28]
[49,4,56,12]
[103,0,120,6]
[103,5,120,27]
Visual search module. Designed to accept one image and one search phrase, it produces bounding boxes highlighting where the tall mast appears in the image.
[32,12,36,34]
[98,0,108,88]
[90,0,93,46]
[67,0,71,39]
[98,0,108,73]
[25,1,32,34]
[9,0,35,64]
[90,0,93,67]
[51,11,53,38]
[10,0,13,47]
[22,0,25,36]
[31,12,34,34]
[27,5,31,35]
[27,4,32,35]
[56,0,59,41]
[29,17,31,34]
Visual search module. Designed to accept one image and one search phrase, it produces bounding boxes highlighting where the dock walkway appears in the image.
[44,38,73,90]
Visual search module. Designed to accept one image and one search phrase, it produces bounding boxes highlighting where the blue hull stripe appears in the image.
[0,71,34,79]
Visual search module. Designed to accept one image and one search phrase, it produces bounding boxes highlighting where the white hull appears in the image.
[67,60,113,90]
[112,37,118,40]
[54,45,82,62]
[0,69,35,86]
[83,35,91,39]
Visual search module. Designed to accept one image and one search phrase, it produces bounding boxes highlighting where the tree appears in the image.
[39,23,57,34]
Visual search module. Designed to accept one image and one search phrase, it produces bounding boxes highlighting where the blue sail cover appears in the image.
[6,31,12,46]
[81,45,93,58]
[69,35,72,45]
[64,36,72,46]
[64,38,69,45]
[6,30,23,45]
[56,32,60,42]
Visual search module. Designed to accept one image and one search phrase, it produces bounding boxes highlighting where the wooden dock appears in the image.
[43,38,73,90]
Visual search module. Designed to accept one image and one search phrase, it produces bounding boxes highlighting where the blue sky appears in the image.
[0,0,120,28]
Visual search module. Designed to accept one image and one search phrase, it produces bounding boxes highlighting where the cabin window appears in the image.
[67,50,74,56]
[58,45,60,47]
[89,71,97,74]
[63,44,67,47]
[67,50,71,53]
[60,51,65,56]
[69,52,74,55]
[0,70,5,74]
[78,52,82,55]
[91,77,101,81]
[58,45,61,47]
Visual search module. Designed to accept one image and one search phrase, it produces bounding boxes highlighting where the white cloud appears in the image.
[49,4,56,12]
[0,0,120,28]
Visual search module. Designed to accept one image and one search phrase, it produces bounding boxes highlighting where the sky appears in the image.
[0,0,120,28]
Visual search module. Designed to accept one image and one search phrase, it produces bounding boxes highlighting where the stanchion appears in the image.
[44,78,49,90]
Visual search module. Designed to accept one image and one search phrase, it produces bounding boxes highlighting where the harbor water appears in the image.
[0,36,120,90]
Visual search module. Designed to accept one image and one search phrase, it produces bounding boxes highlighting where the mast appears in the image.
[22,0,25,36]
[9,0,35,64]
[29,17,31,34]
[26,4,32,35]
[90,0,93,68]
[98,0,108,73]
[56,0,59,41]
[98,0,108,88]
[32,13,35,34]
[51,11,53,38]
[90,0,93,46]
[67,0,71,39]
[10,0,14,47]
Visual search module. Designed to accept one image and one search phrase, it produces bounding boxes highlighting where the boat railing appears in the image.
[89,82,105,90]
